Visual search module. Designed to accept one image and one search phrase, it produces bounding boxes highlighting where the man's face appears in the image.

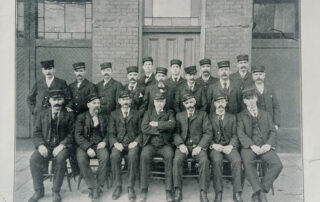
[185,73,196,83]
[49,97,64,110]
[118,97,132,108]
[143,61,153,75]
[42,68,55,78]
[218,67,230,80]
[155,72,166,82]
[74,68,86,81]
[214,99,227,111]
[252,72,265,84]
[87,99,101,114]
[183,98,196,111]
[127,72,138,83]
[170,64,181,76]
[243,96,258,110]
[200,64,211,76]
[154,99,166,111]
[237,61,249,74]
[101,68,112,80]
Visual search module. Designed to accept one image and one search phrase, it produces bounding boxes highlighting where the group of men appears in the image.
[27,54,283,202]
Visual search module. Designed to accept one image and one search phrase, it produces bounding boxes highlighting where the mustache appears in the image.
[217,105,224,109]
[93,106,100,111]
[240,66,247,69]
[53,104,62,107]
[129,78,136,81]
[256,78,263,81]
[203,70,210,74]
[103,73,110,77]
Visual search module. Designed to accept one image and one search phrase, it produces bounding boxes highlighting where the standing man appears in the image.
[138,56,156,87]
[27,60,71,123]
[207,60,242,114]
[196,58,219,94]
[166,59,186,88]
[109,90,141,202]
[96,62,123,115]
[173,93,212,202]
[237,87,283,202]
[123,66,145,115]
[208,92,243,202]
[28,90,74,202]
[174,65,207,113]
[139,92,176,202]
[251,66,281,130]
[230,54,254,91]
[75,94,109,202]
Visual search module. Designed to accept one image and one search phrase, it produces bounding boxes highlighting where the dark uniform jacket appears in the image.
[141,109,176,147]
[75,111,108,151]
[108,109,142,147]
[174,110,212,149]
[166,76,186,89]
[207,80,242,114]
[138,73,156,87]
[68,79,97,115]
[209,112,239,147]
[195,75,219,94]
[96,78,123,115]
[230,71,254,91]
[237,109,277,149]
[27,77,70,116]
[174,82,207,113]
[254,84,281,126]
[123,82,145,112]
[32,108,74,149]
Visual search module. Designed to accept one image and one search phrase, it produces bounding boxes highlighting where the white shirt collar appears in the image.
[248,107,258,117]
[103,78,111,86]
[46,76,54,87]
[202,75,210,82]
[239,71,247,78]
[128,82,137,90]
[172,75,181,81]
[220,79,230,88]
[255,83,264,94]
[121,108,130,117]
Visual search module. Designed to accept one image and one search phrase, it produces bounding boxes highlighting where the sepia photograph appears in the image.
[7,0,306,201]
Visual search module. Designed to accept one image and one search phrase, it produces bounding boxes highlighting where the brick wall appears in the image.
[92,0,139,84]
[205,0,253,74]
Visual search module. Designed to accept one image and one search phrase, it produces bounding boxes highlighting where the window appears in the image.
[16,0,24,38]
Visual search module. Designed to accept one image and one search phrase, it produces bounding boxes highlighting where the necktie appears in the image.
[223,82,227,90]
[174,78,177,82]
[52,112,58,120]
[218,115,224,131]
[124,111,128,118]
[129,85,134,91]
[92,116,99,127]
[145,76,149,84]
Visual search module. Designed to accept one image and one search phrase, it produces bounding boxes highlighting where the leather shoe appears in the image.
[214,191,222,202]
[166,190,174,202]
[128,187,136,202]
[52,192,61,202]
[92,188,101,202]
[174,188,182,202]
[200,190,209,202]
[258,191,268,202]
[139,189,147,202]
[233,192,243,202]
[251,192,259,202]
[112,186,122,200]
[28,189,44,202]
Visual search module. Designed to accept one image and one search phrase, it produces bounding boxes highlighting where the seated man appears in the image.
[75,94,109,202]
[237,87,283,202]
[29,90,74,202]
[173,93,212,202]
[208,92,243,202]
[139,92,176,202]
[109,90,141,202]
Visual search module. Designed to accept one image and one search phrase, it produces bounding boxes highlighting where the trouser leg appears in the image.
[209,149,223,193]
[140,145,155,190]
[225,149,243,193]
[127,146,140,188]
[96,148,109,187]
[157,145,174,191]
[77,148,97,189]
[241,149,261,193]
[173,149,187,189]
[69,144,80,175]
[30,150,49,191]
[110,148,122,187]
[194,150,210,192]
[52,148,69,192]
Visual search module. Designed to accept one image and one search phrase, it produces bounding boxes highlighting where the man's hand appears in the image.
[275,125,279,130]
[192,146,202,156]
[87,148,96,158]
[128,141,138,149]
[179,144,188,155]
[38,145,48,157]
[211,144,224,152]
[66,107,73,112]
[250,145,263,155]
[261,144,271,153]
[222,145,233,154]
[114,142,124,151]
[97,141,107,150]
[149,121,159,127]
[53,144,65,157]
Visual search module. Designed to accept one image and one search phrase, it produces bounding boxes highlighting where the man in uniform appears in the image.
[196,58,219,94]
[27,60,71,123]
[109,90,141,202]
[173,93,212,202]
[28,90,74,202]
[96,62,123,115]
[123,66,145,115]
[230,54,254,91]
[75,94,109,202]
[139,92,176,202]
[166,59,186,88]
[237,87,283,202]
[138,56,156,87]
[207,60,242,114]
[208,92,243,202]
[251,66,281,130]
[174,65,207,113]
